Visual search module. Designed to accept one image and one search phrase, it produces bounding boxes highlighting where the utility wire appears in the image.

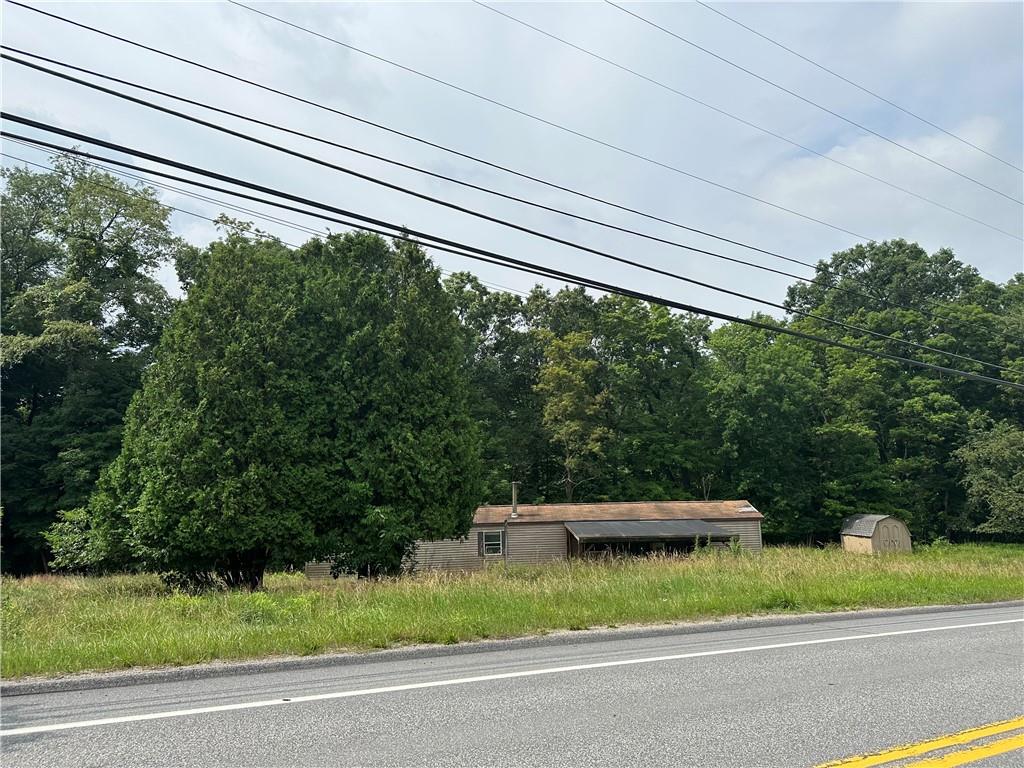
[12,54,1017,353]
[694,0,1023,173]
[221,0,882,240]
[2,48,925,315]
[1,148,533,298]
[4,126,1021,390]
[233,0,1021,208]
[606,1,1023,205]
[2,150,315,239]
[472,1,1020,240]
[1,97,1012,374]
[3,1,974,323]
[10,128,1022,391]
[5,136,336,238]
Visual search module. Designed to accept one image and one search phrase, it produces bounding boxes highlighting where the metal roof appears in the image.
[841,514,895,537]
[565,519,733,542]
[474,500,762,525]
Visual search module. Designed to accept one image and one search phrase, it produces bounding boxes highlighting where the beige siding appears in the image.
[304,561,333,581]
[506,523,567,565]
[871,520,912,552]
[412,526,506,571]
[310,516,764,578]
[841,534,873,554]
[843,519,912,555]
[708,519,763,552]
[412,536,482,571]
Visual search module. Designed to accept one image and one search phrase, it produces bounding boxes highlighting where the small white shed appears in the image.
[841,514,912,554]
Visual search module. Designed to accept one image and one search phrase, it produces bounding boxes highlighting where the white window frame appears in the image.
[482,530,504,556]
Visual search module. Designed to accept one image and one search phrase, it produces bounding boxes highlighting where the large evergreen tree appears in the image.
[54,232,482,585]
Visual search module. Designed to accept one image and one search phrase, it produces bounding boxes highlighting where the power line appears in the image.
[221,0,884,240]
[4,6,1011,348]
[14,128,1024,391]
[694,0,1023,173]
[1,147,532,298]
[3,1,978,323]
[11,57,1017,355]
[1,49,927,316]
[605,1,1023,206]
[4,126,1021,390]
[2,101,1013,375]
[4,135,339,238]
[2,150,314,238]
[472,1,1020,240]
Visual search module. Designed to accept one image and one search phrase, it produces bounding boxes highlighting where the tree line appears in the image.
[2,160,1021,583]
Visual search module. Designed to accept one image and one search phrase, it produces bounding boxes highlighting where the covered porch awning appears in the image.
[564,519,732,542]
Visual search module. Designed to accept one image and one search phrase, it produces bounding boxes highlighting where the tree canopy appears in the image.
[445,240,1022,545]
[956,420,1024,536]
[4,162,1022,581]
[1,158,187,573]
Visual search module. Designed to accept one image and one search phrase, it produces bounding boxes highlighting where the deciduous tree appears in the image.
[1,158,184,572]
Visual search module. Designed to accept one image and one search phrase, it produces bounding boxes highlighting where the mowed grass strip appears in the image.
[2,544,1022,679]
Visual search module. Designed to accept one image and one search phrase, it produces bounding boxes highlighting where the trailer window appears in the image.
[483,530,503,556]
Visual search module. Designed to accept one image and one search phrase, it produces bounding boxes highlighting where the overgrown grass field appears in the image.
[3,544,1022,679]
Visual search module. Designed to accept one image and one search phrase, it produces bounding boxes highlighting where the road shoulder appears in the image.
[4,599,1021,696]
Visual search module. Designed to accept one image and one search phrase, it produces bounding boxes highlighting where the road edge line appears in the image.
[3,600,1022,697]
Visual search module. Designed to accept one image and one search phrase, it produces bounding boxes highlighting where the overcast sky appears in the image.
[3,1,1022,317]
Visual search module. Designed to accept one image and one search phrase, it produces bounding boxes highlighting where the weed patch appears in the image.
[2,544,1021,678]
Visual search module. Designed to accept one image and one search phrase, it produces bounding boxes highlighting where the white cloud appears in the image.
[2,0,1021,319]
[754,115,1023,278]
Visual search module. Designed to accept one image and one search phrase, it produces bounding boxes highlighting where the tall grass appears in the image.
[2,544,1021,679]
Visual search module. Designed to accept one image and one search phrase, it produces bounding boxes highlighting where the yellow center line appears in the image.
[815,716,1024,768]
[903,732,1024,767]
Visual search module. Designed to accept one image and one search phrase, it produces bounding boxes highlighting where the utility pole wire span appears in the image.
[1,147,531,298]
[5,0,1002,325]
[0,71,1013,374]
[606,0,1023,205]
[4,123,1021,391]
[472,1,1020,239]
[8,45,989,321]
[694,0,1023,173]
[218,0,881,240]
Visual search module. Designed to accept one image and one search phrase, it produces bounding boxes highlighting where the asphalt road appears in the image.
[2,605,1022,767]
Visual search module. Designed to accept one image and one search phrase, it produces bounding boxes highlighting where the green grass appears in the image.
[2,544,1022,679]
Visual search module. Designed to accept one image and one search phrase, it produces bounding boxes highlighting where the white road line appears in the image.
[3,617,1021,737]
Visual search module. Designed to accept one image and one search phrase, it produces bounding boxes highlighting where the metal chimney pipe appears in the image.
[511,481,520,519]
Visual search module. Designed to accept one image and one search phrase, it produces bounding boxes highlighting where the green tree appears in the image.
[1,158,184,572]
[535,330,612,502]
[784,240,1019,540]
[444,273,550,503]
[56,232,482,586]
[707,317,824,541]
[955,421,1024,536]
[591,296,711,500]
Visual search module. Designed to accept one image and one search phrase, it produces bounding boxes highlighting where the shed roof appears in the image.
[841,514,900,538]
[565,519,732,542]
[474,500,762,526]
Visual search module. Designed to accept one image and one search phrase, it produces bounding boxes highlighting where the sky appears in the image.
[2,0,1022,318]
